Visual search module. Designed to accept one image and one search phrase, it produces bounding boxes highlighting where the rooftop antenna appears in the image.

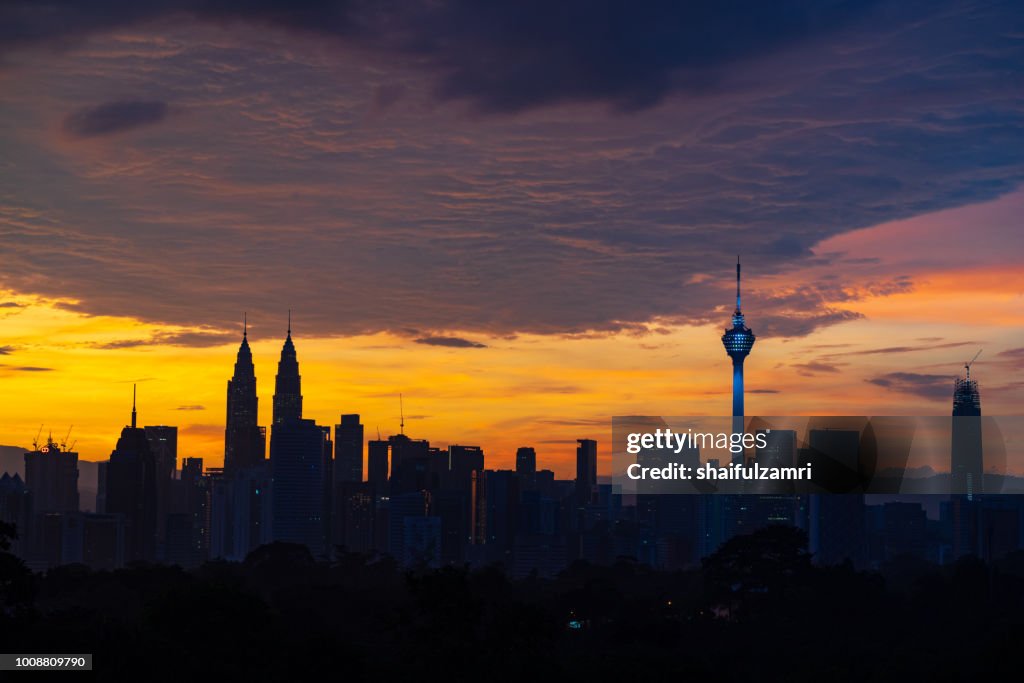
[735,254,742,313]
[131,383,137,429]
[400,393,405,435]
[376,426,381,440]
[965,349,982,381]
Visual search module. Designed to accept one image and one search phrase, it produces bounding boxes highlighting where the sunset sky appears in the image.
[1,1,1021,476]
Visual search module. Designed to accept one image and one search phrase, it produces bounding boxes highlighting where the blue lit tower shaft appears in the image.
[721,258,755,457]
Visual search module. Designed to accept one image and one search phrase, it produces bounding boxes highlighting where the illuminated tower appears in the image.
[225,314,266,473]
[721,257,755,428]
[272,310,303,425]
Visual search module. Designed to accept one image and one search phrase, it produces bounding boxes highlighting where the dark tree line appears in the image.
[1,522,1022,681]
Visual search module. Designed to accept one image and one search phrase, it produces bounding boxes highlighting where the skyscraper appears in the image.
[367,439,389,486]
[24,435,79,516]
[105,387,158,562]
[272,312,302,425]
[722,256,755,461]
[516,447,537,476]
[225,316,266,473]
[268,322,329,556]
[575,439,597,507]
[334,414,364,483]
[952,361,983,499]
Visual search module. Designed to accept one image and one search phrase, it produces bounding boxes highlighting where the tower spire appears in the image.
[736,254,741,313]
[131,383,137,429]
[400,393,405,435]
[243,312,247,340]
[287,309,291,337]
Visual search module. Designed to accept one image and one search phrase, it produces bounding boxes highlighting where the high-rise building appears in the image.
[367,439,389,486]
[515,447,537,476]
[144,425,177,552]
[448,445,484,491]
[24,436,79,516]
[722,257,755,458]
[272,312,302,425]
[952,361,983,499]
[334,414,364,484]
[225,317,266,473]
[105,387,158,562]
[270,418,329,554]
[575,439,597,507]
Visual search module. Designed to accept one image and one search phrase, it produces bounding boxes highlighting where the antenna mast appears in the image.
[400,393,405,435]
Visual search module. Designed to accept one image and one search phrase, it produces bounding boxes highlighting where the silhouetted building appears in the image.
[575,439,597,507]
[225,318,266,473]
[367,439,389,486]
[390,433,432,495]
[272,313,302,425]
[270,418,329,556]
[24,436,79,515]
[952,365,983,499]
[334,414,364,483]
[144,425,177,553]
[516,447,536,476]
[105,388,158,562]
[448,445,484,491]
[334,481,376,553]
[0,473,31,556]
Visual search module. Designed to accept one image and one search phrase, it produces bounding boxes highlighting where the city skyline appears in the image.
[1,233,1019,479]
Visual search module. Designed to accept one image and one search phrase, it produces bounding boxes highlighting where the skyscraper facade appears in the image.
[516,447,537,476]
[575,439,597,506]
[105,390,158,562]
[225,319,266,473]
[24,436,79,516]
[334,414,364,484]
[952,365,983,499]
[272,314,302,425]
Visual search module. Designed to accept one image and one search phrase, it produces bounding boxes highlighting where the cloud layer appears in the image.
[0,0,1020,342]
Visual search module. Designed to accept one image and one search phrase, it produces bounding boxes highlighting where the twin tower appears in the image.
[224,313,303,473]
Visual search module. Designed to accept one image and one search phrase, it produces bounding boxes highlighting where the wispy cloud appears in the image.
[414,336,486,349]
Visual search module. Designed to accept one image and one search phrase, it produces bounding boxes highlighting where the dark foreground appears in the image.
[1,524,1020,681]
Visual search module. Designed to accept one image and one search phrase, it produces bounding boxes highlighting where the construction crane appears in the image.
[60,425,73,450]
[32,424,43,451]
[964,349,982,380]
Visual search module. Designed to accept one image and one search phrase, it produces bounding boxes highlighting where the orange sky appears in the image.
[1,192,1021,477]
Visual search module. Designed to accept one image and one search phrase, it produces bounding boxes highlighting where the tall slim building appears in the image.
[575,439,597,507]
[225,318,266,473]
[722,257,755,461]
[367,439,389,486]
[144,425,177,551]
[105,388,158,562]
[272,313,302,425]
[334,414,364,483]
